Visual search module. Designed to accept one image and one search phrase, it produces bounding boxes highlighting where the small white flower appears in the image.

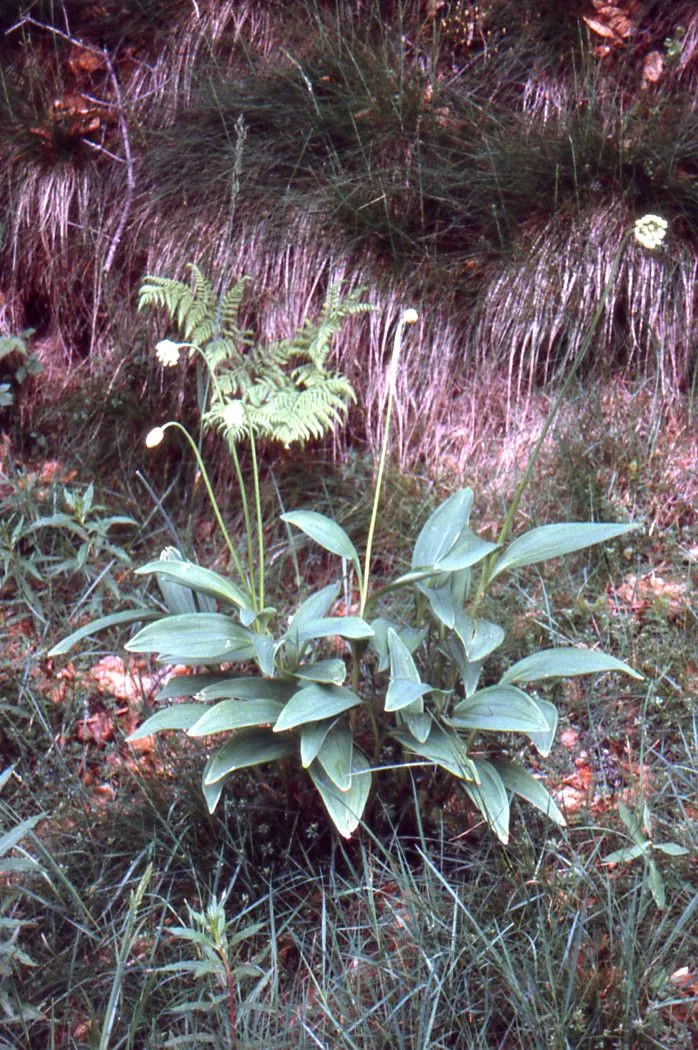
[633,214,668,250]
[222,400,246,431]
[155,339,182,367]
[402,308,418,324]
[145,426,165,448]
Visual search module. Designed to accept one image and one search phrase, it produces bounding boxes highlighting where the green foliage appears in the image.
[0,330,41,409]
[158,895,265,1040]
[139,266,376,447]
[0,766,43,1025]
[55,485,641,842]
[0,471,137,624]
[48,287,648,843]
[602,801,690,910]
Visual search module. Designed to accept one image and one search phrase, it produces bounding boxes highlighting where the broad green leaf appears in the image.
[308,747,371,839]
[288,583,341,633]
[197,678,296,703]
[491,760,565,826]
[252,635,275,677]
[450,685,549,734]
[157,673,230,700]
[387,627,419,680]
[648,859,666,910]
[385,628,432,711]
[187,699,284,737]
[412,489,474,568]
[284,582,341,663]
[317,722,354,792]
[462,659,483,699]
[274,684,361,733]
[153,547,203,615]
[439,635,468,677]
[420,582,457,630]
[603,843,650,864]
[125,614,255,664]
[295,616,374,649]
[455,616,505,662]
[386,678,432,712]
[449,565,471,612]
[300,718,337,768]
[47,609,159,657]
[435,534,499,572]
[619,802,646,846]
[369,619,426,672]
[281,511,360,573]
[501,647,643,684]
[295,659,347,685]
[653,842,689,857]
[388,567,450,590]
[490,522,638,579]
[126,703,207,741]
[526,697,558,757]
[392,725,477,782]
[204,730,293,785]
[463,759,510,844]
[135,558,252,611]
[202,756,225,814]
[401,709,432,744]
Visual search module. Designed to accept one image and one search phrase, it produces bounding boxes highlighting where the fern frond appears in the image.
[138,267,216,345]
[205,337,243,376]
[218,277,253,344]
[182,265,216,344]
[141,264,376,449]
[138,275,193,320]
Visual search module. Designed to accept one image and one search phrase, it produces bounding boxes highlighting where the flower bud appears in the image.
[145,426,165,448]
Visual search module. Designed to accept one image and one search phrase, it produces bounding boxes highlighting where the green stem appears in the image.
[359,311,417,618]
[180,341,258,607]
[247,423,265,610]
[162,423,250,600]
[228,438,256,606]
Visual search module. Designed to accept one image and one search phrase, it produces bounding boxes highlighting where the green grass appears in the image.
[3,758,695,1047]
[1,394,696,1046]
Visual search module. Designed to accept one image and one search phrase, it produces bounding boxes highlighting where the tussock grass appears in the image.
[0,0,696,469]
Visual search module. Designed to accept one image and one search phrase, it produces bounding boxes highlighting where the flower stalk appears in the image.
[359,308,418,619]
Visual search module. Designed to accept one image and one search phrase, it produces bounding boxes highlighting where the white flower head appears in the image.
[155,339,183,367]
[634,214,668,250]
[222,400,246,431]
[145,426,165,448]
[402,307,418,324]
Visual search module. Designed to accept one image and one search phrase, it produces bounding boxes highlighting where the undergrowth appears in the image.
[1,388,696,1045]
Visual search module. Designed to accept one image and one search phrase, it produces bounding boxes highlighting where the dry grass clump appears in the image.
[0,0,696,467]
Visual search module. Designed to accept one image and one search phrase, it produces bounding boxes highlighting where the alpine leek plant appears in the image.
[50,224,657,838]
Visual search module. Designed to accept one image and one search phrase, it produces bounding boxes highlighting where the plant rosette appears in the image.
[51,490,642,842]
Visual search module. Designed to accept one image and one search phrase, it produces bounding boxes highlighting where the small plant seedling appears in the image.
[602,801,689,909]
